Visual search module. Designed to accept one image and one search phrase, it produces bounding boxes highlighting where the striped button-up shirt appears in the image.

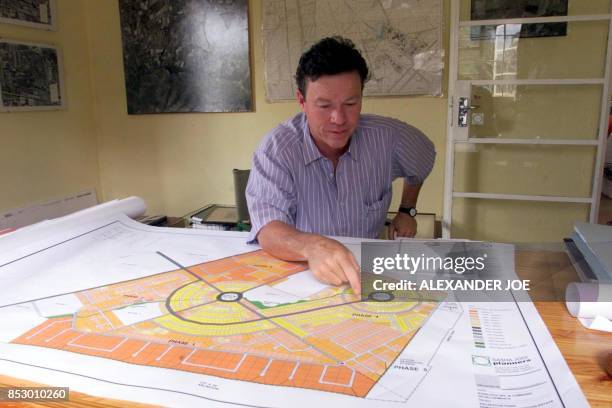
[246,113,435,241]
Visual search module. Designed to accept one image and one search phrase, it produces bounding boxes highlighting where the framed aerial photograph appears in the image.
[0,0,57,31]
[118,0,252,114]
[0,39,65,111]
[471,0,568,40]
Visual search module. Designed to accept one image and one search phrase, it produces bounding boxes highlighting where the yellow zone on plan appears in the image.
[213,281,256,292]
[181,303,257,324]
[168,281,219,311]
[354,301,420,314]
[154,313,276,336]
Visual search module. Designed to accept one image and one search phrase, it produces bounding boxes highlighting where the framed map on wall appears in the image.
[0,39,65,111]
[0,0,57,31]
[262,0,443,101]
[118,0,252,114]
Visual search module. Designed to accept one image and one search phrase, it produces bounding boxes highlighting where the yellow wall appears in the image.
[2,0,604,243]
[0,1,100,212]
[83,0,448,218]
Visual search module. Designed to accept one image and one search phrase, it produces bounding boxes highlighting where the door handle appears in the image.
[458,97,480,127]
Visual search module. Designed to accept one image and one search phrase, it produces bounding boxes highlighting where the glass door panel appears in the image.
[453,145,596,196]
[458,21,609,80]
[466,84,602,140]
[451,198,590,242]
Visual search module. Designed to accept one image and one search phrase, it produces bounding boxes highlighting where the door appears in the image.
[443,0,612,242]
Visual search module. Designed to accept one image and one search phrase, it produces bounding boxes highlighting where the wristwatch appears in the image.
[398,206,417,217]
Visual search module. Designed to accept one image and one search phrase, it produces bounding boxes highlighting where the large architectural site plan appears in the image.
[0,211,589,407]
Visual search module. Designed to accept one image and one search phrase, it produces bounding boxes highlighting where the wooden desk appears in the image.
[516,249,612,408]
[534,302,612,408]
[1,251,610,407]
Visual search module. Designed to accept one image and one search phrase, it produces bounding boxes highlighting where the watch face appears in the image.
[400,206,417,217]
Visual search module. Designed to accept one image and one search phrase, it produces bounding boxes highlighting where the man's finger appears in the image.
[328,260,351,286]
[388,223,396,240]
[348,254,361,295]
[403,226,416,238]
[396,228,408,237]
[317,266,342,286]
[338,255,361,295]
[330,260,349,284]
[396,222,417,238]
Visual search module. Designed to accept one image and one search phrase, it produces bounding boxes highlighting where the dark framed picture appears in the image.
[0,0,57,31]
[0,39,65,111]
[471,0,568,40]
[118,0,253,114]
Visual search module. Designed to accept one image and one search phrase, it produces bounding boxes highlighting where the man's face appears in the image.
[297,71,363,156]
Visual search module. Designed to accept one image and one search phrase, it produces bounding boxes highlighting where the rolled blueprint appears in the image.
[565,282,612,319]
[0,197,148,251]
[16,196,146,231]
[71,196,146,220]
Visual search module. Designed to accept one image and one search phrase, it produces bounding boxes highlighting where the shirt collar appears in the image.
[301,114,323,165]
[301,113,360,165]
[346,127,360,162]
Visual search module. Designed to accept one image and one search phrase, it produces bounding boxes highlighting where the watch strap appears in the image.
[398,206,417,217]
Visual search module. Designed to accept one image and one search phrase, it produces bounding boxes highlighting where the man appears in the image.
[246,37,435,295]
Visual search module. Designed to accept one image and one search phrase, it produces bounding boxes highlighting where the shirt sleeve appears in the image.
[392,123,436,185]
[246,146,297,244]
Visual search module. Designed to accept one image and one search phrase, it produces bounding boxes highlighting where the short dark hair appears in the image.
[295,36,370,97]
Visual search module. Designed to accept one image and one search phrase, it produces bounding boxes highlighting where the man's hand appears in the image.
[303,236,361,295]
[388,212,417,239]
[257,221,361,295]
